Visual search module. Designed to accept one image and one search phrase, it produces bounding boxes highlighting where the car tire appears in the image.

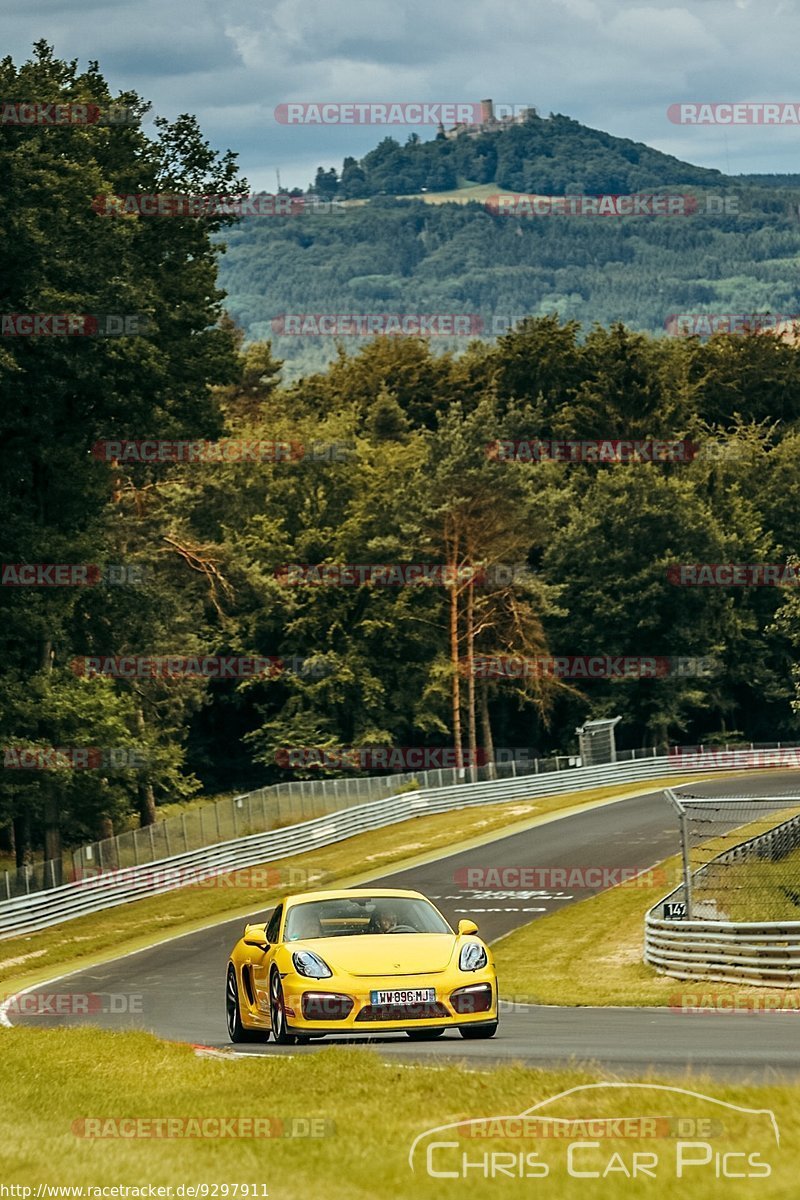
[270,971,298,1045]
[406,1029,446,1040]
[226,966,266,1043]
[459,1021,499,1039]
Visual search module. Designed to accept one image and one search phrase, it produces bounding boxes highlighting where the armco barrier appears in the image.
[1,749,796,939]
[645,915,800,987]
[645,796,800,986]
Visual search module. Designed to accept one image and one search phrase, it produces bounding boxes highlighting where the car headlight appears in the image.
[292,950,332,979]
[459,942,488,972]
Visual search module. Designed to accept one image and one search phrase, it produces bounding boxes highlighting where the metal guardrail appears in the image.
[1,748,788,940]
[645,793,800,987]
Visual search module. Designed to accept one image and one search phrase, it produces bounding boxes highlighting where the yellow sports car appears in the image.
[226,887,498,1043]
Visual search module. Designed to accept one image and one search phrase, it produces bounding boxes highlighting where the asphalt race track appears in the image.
[8,772,800,1079]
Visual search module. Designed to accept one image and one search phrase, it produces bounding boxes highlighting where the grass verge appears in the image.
[0,1026,797,1198]
[0,776,707,999]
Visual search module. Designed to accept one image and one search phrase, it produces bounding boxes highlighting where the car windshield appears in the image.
[283,896,451,940]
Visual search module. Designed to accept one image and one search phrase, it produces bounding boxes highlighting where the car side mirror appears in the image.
[243,923,269,950]
[458,919,479,935]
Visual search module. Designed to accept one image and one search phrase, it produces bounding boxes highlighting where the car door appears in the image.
[249,903,282,1025]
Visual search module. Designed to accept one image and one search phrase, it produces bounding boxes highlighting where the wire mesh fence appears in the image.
[665,788,800,922]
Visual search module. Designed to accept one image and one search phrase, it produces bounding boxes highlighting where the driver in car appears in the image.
[369,908,399,933]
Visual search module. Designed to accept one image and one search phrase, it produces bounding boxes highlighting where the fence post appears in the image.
[4,870,9,900]
[149,824,155,862]
[182,813,189,852]
[678,807,693,919]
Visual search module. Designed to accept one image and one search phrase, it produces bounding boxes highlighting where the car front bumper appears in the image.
[281,971,498,1035]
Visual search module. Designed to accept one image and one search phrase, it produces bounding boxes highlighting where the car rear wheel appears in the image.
[406,1029,446,1040]
[459,1021,498,1039]
[226,966,266,1043]
[270,971,297,1045]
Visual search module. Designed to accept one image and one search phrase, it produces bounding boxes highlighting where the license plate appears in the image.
[371,988,436,1005]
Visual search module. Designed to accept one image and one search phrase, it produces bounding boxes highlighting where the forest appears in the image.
[3,46,800,868]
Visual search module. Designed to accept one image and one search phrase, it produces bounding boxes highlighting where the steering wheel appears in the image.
[389,924,418,933]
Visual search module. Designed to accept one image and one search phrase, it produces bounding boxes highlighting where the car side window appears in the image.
[265,904,283,945]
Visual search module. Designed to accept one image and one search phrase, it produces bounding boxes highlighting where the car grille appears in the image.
[355,1001,449,1022]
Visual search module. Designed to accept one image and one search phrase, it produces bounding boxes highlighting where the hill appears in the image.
[216,114,800,378]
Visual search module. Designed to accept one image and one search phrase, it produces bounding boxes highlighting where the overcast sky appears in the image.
[6,0,800,191]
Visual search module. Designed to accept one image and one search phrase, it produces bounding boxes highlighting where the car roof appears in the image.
[282,888,427,907]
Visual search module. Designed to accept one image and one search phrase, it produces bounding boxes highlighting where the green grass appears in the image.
[704,846,800,921]
[0,1026,798,1198]
[396,182,523,204]
[0,776,706,998]
[688,806,800,922]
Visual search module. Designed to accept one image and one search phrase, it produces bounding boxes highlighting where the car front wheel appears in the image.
[270,971,298,1045]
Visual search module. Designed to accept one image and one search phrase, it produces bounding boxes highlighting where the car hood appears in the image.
[293,934,458,977]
